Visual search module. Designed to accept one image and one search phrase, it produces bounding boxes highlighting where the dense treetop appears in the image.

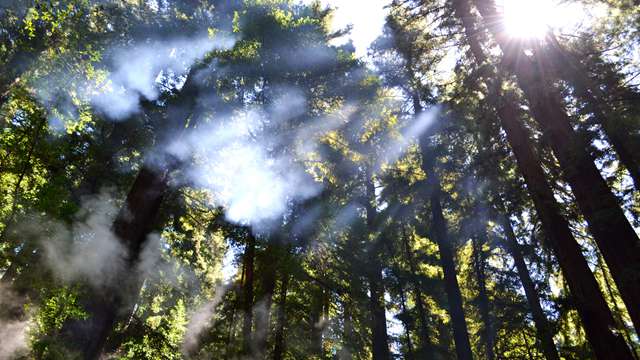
[0,0,638,359]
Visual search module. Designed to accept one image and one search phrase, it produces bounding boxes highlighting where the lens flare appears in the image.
[500,0,597,39]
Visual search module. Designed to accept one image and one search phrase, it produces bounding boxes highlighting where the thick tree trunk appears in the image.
[242,234,256,355]
[544,36,640,189]
[473,233,495,360]
[494,95,632,360]
[309,286,324,356]
[598,255,640,360]
[453,1,634,358]
[255,245,278,356]
[367,264,390,360]
[57,61,206,359]
[61,165,170,359]
[498,211,560,360]
[475,0,640,338]
[414,95,474,360]
[273,272,289,360]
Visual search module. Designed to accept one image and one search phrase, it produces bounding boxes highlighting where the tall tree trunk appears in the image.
[498,211,560,360]
[273,272,289,360]
[341,297,357,357]
[473,233,495,360]
[398,287,416,360]
[255,244,278,356]
[256,272,276,357]
[401,228,434,354]
[57,62,207,359]
[242,233,256,355]
[598,255,640,360]
[367,263,390,360]
[364,170,391,360]
[414,95,474,360]
[453,2,634,358]
[544,35,640,189]
[474,0,640,337]
[61,165,171,359]
[310,286,324,356]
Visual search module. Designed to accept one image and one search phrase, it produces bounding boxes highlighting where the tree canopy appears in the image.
[0,0,639,359]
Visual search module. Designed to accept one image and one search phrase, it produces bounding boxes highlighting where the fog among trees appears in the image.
[0,0,639,359]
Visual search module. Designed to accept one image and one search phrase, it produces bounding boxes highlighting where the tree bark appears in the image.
[364,170,391,360]
[57,61,207,359]
[414,95,474,360]
[453,1,634,358]
[475,0,640,338]
[543,35,640,189]
[473,232,495,360]
[242,233,256,355]
[255,245,278,356]
[398,287,416,360]
[498,211,560,360]
[273,272,289,360]
[61,165,170,359]
[401,228,434,354]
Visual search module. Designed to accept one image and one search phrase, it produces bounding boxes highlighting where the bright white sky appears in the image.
[301,0,390,57]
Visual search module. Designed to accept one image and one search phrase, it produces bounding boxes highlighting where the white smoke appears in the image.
[0,285,32,360]
[35,33,236,125]
[40,192,127,288]
[167,92,325,230]
[0,319,31,360]
[89,35,235,120]
[181,284,231,355]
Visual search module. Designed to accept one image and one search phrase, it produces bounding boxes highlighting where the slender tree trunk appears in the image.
[498,211,560,360]
[401,228,434,354]
[475,0,640,337]
[273,272,289,360]
[399,287,415,360]
[341,297,357,357]
[364,171,391,360]
[242,234,256,355]
[414,95,474,360]
[453,2,634,358]
[473,233,495,360]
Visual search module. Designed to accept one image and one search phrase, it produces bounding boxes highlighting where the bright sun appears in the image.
[501,0,593,39]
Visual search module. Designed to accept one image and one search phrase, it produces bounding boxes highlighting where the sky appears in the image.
[301,0,390,57]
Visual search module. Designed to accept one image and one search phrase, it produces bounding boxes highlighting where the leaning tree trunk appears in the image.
[474,0,640,338]
[453,1,634,358]
[497,209,560,360]
[543,35,640,189]
[61,165,171,359]
[414,95,474,360]
[58,62,206,359]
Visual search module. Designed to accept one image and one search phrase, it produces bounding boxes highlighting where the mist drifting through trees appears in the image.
[0,0,639,359]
